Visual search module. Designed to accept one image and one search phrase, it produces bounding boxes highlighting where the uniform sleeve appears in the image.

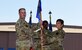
[15,22,21,36]
[31,22,40,32]
[45,31,57,45]
[62,30,65,38]
[57,30,65,46]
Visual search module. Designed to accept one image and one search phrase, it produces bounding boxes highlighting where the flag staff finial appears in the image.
[49,11,52,31]
[30,11,32,18]
[49,11,52,14]
[49,11,52,20]
[30,11,32,15]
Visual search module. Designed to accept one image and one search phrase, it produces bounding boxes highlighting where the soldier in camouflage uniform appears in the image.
[50,19,65,50]
[33,20,52,50]
[15,8,35,50]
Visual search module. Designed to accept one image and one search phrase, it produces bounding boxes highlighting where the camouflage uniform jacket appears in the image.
[15,19,35,50]
[33,28,52,50]
[50,29,65,50]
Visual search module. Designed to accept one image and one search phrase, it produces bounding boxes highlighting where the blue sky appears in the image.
[0,0,82,26]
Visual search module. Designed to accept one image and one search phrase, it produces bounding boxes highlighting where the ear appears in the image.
[61,24,64,27]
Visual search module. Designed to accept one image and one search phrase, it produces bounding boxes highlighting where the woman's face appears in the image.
[56,21,63,30]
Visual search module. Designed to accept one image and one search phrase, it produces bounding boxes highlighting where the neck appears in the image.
[58,28,63,30]
[19,18,25,20]
[44,27,48,30]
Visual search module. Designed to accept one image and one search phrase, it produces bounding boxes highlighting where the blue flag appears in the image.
[36,0,42,21]
[49,16,52,31]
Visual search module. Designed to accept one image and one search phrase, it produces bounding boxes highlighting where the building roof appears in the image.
[0,22,82,33]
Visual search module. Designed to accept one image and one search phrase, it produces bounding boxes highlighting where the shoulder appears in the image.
[52,30,65,35]
[24,20,28,26]
[61,29,65,32]
[56,29,65,33]
[21,20,29,27]
[15,19,23,25]
[52,30,58,33]
[61,29,65,34]
[15,19,20,27]
[47,29,52,32]
[16,19,20,24]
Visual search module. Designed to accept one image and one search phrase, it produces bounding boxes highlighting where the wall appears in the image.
[0,31,16,50]
[64,33,82,50]
[0,32,82,50]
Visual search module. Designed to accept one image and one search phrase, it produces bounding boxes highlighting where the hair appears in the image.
[19,8,26,13]
[56,19,64,25]
[42,20,48,25]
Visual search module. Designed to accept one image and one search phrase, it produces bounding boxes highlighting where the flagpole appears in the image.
[49,11,52,31]
[29,11,32,28]
[36,0,44,50]
[29,11,34,50]
[40,12,44,50]
[49,11,52,21]
[38,0,44,50]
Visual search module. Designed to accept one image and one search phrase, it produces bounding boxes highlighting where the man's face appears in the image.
[43,22,48,29]
[19,10,26,19]
[56,21,63,30]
